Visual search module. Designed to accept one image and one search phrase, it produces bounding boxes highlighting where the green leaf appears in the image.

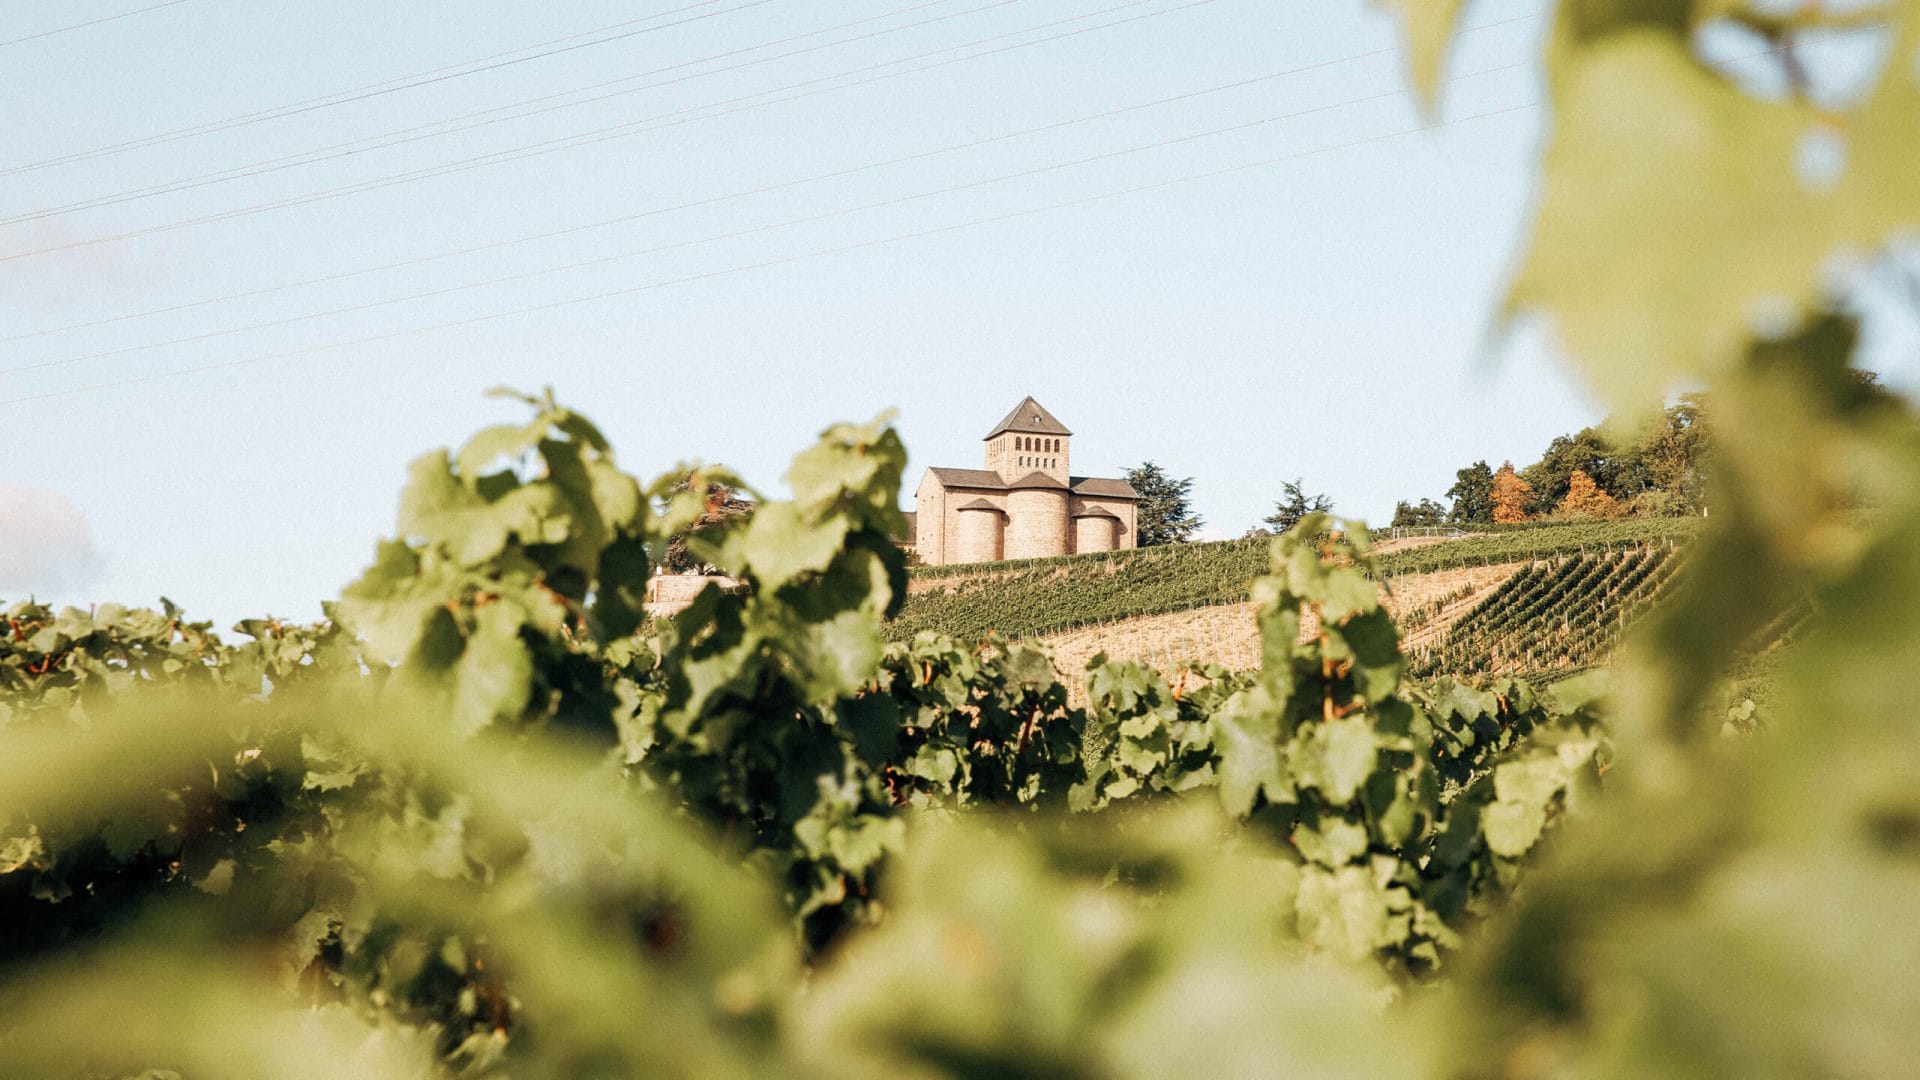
[1213,688,1290,816]
[454,421,544,483]
[1385,0,1466,112]
[1504,13,1920,412]
[1293,814,1371,866]
[447,602,534,736]
[1295,865,1393,962]
[1481,798,1548,859]
[336,540,453,664]
[731,503,850,590]
[1296,714,1377,804]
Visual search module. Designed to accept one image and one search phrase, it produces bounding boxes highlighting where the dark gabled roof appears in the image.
[984,396,1072,440]
[928,467,1007,490]
[1071,504,1120,519]
[1070,476,1137,499]
[955,497,1003,512]
[1007,470,1069,490]
[926,468,1136,498]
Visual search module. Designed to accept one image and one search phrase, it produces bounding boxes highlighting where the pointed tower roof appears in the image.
[983,396,1072,440]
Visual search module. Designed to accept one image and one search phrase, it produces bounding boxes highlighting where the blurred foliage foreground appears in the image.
[7,1,1920,1076]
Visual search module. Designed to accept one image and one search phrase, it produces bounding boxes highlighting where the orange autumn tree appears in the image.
[1557,468,1621,519]
[1491,460,1533,523]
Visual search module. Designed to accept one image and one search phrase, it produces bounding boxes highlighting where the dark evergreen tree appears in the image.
[1124,461,1204,546]
[1263,478,1333,533]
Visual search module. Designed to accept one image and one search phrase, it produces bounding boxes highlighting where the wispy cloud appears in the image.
[0,215,165,313]
[0,486,105,597]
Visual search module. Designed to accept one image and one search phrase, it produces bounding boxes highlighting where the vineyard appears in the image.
[892,518,1700,645]
[6,2,1919,1076]
[1407,543,1685,677]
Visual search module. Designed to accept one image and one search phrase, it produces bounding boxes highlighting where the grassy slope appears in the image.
[891,518,1700,643]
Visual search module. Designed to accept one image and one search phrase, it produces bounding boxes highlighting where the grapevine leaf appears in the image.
[1507,8,1920,410]
[1296,715,1378,804]
[447,602,534,736]
[1385,0,1466,112]
[1481,798,1548,859]
[1213,688,1291,816]
[1295,864,1393,962]
[454,421,544,483]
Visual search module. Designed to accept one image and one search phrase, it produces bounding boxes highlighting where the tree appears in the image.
[660,475,755,574]
[1633,394,1710,513]
[1445,461,1495,525]
[1521,426,1649,510]
[1391,498,1447,528]
[1262,478,1333,533]
[1491,461,1533,523]
[1124,461,1203,546]
[1556,469,1621,519]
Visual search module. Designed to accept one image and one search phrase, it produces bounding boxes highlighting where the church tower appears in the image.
[983,395,1071,485]
[914,396,1136,565]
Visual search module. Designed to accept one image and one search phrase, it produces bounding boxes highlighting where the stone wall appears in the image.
[956,506,1005,563]
[1074,514,1118,553]
[1069,494,1138,550]
[643,574,744,618]
[1005,488,1069,559]
[913,476,947,564]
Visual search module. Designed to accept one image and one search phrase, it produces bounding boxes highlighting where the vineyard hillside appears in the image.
[891,518,1699,646]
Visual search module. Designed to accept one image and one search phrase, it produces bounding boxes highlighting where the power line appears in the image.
[9,60,1530,376]
[2,8,1550,345]
[0,0,995,226]
[0,0,192,50]
[0,0,758,175]
[0,0,1215,263]
[0,102,1539,407]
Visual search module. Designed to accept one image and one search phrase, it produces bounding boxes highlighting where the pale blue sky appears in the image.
[0,0,1798,622]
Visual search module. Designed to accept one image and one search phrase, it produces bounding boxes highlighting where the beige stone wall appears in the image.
[1070,495,1138,550]
[1006,488,1069,559]
[943,491,1005,564]
[917,461,1136,566]
[914,476,947,564]
[643,574,744,618]
[1074,514,1118,553]
[990,434,1070,484]
[956,507,1005,563]
[985,435,1013,479]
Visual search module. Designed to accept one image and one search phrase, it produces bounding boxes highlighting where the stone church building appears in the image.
[911,397,1139,565]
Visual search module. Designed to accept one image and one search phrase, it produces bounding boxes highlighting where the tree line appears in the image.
[1394,395,1712,528]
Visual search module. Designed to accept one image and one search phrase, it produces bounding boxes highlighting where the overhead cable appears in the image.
[2,7,1552,345]
[0,0,1229,264]
[0,102,1539,407]
[0,0,1000,226]
[0,0,761,174]
[0,0,193,50]
[5,60,1533,377]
